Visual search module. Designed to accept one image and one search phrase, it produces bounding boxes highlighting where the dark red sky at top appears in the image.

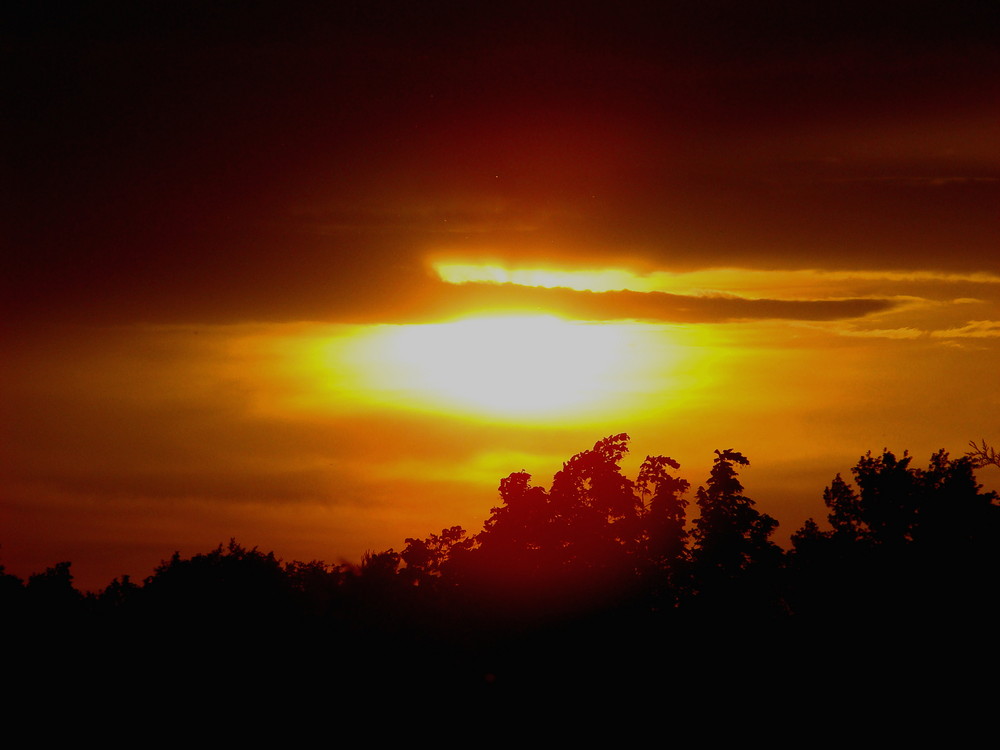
[4,1,998,327]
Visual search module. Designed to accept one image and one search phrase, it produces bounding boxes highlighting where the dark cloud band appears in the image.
[396,281,895,324]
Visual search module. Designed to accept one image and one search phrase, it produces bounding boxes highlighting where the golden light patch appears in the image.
[433,263,660,293]
[349,314,652,421]
[229,318,703,426]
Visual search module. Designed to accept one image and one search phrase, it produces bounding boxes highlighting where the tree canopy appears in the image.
[5,433,999,695]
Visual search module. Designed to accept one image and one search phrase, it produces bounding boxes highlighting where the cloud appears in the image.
[828,318,1000,343]
[834,327,925,340]
[931,320,1000,338]
[814,271,999,285]
[405,281,896,323]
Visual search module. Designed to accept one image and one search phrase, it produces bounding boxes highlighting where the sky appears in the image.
[3,1,999,591]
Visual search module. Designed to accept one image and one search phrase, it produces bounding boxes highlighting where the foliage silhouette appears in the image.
[5,434,999,695]
[688,449,783,617]
[967,439,1000,469]
[400,525,473,588]
[141,539,294,626]
[452,433,695,617]
[789,448,1000,634]
[792,449,999,553]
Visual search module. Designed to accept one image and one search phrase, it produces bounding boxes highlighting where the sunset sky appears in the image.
[4,2,998,591]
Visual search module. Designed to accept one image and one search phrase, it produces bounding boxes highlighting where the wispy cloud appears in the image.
[434,262,1000,298]
[833,327,926,340]
[931,320,1000,338]
[420,281,895,323]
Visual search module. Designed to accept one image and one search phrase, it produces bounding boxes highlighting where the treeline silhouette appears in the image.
[5,435,999,697]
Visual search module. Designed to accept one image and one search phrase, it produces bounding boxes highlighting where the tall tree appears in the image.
[637,454,690,556]
[690,450,782,611]
[546,433,640,569]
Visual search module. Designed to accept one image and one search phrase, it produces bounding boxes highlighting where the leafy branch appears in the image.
[967,439,999,469]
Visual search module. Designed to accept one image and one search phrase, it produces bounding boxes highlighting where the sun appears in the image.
[353,314,646,420]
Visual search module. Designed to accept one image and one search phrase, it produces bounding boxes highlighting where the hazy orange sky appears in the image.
[3,2,998,591]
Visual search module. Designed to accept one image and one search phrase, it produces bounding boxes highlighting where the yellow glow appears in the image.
[236,318,709,425]
[434,263,661,293]
[350,315,655,420]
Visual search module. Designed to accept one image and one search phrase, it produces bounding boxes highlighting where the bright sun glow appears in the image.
[345,314,666,420]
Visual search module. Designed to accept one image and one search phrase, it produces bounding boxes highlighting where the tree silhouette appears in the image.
[139,539,297,637]
[0,564,25,607]
[637,454,690,563]
[789,449,1000,629]
[92,574,141,612]
[26,561,83,618]
[359,548,401,580]
[691,451,780,573]
[689,449,782,616]
[796,449,999,551]
[433,433,699,617]
[967,439,999,469]
[634,453,690,606]
[283,558,355,621]
[400,526,473,588]
[545,433,642,572]
[8,433,1000,698]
